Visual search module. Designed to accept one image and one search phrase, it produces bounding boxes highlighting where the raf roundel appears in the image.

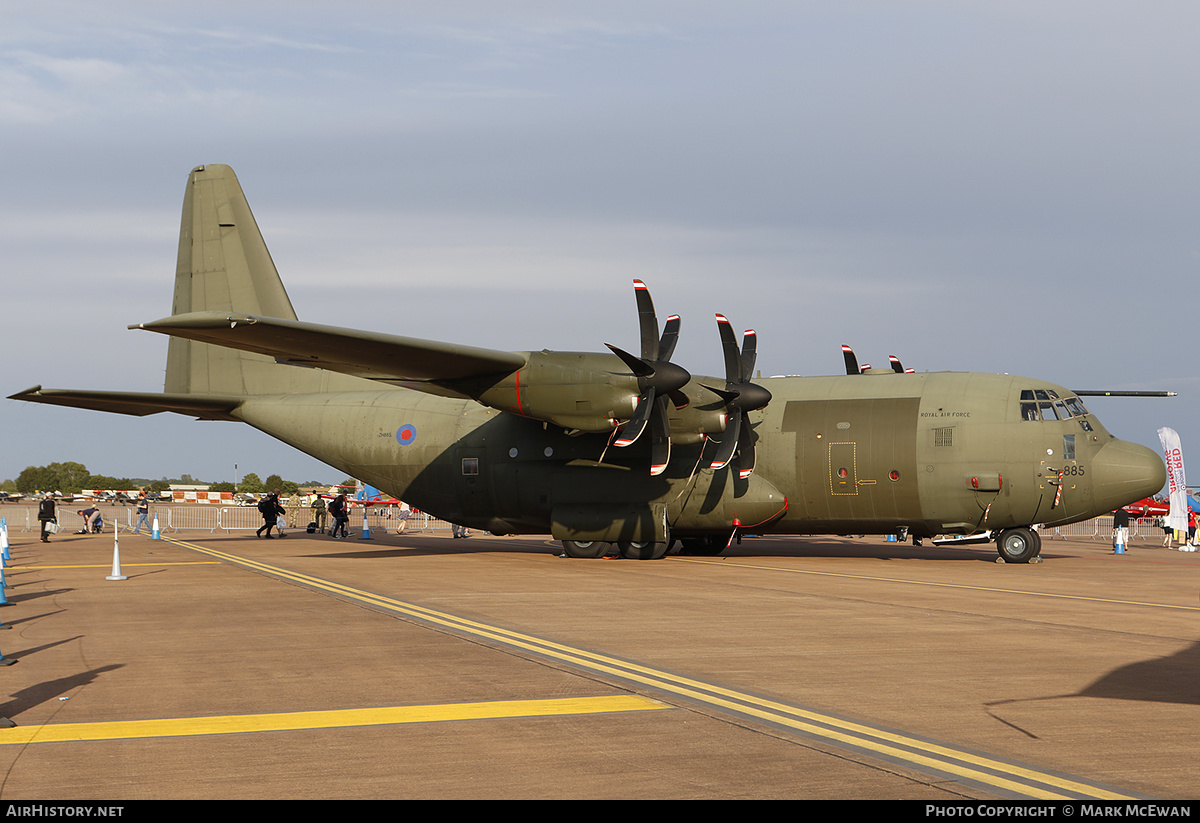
[396,424,417,445]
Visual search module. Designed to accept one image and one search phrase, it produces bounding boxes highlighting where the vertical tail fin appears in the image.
[164,164,306,396]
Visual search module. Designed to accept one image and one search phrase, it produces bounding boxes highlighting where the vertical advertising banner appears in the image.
[1157,427,1187,532]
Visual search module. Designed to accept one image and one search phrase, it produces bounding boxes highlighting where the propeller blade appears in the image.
[658,314,681,363]
[735,421,756,479]
[702,384,738,405]
[889,355,904,374]
[740,329,757,383]
[649,395,671,475]
[842,345,860,376]
[605,343,654,378]
[715,314,741,383]
[709,408,741,470]
[633,279,659,361]
[614,387,655,447]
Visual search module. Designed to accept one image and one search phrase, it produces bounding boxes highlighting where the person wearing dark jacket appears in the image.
[327,494,350,539]
[256,491,285,539]
[1113,507,1131,553]
[38,494,57,543]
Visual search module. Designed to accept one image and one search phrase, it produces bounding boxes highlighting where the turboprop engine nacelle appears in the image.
[464,352,731,440]
[466,351,644,433]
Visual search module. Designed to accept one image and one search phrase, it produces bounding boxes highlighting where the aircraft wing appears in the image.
[7,386,243,420]
[132,312,526,385]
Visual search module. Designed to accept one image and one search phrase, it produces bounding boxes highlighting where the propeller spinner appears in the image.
[705,315,772,478]
[605,280,691,475]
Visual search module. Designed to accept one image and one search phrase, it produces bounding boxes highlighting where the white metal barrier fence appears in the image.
[0,504,455,535]
[1044,516,1168,542]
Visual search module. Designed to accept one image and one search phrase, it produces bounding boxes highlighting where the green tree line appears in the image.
[11,463,318,495]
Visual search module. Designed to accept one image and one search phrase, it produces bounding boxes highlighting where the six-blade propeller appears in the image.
[605,280,691,476]
[704,315,772,478]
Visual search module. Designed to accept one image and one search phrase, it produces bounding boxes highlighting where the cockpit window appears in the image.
[1021,389,1091,422]
[1020,390,1038,421]
[1065,397,1089,417]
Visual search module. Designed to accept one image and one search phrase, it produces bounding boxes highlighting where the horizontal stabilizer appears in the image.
[8,386,242,420]
[132,312,527,384]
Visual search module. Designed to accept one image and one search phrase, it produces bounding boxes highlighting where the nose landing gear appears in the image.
[996,527,1042,564]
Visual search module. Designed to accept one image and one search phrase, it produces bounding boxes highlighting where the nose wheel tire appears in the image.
[996,527,1040,563]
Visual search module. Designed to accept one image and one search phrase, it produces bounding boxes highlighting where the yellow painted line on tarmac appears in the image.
[160,535,1141,801]
[0,696,666,745]
[671,556,1200,612]
[14,562,219,570]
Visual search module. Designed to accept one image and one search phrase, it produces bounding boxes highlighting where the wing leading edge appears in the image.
[132,312,527,388]
[7,386,243,420]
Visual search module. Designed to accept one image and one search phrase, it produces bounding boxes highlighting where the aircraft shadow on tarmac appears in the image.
[986,641,1200,719]
[301,536,549,560]
[718,539,1002,562]
[297,534,1003,562]
[1075,641,1200,705]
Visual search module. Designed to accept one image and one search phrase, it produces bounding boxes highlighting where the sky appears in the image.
[1,1,1197,487]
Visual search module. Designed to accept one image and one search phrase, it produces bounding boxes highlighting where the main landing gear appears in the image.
[559,539,671,560]
[995,527,1042,564]
[559,539,608,558]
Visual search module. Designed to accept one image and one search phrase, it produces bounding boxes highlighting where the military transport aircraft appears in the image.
[9,165,1167,563]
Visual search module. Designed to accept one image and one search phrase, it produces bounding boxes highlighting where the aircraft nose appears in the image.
[1091,439,1166,512]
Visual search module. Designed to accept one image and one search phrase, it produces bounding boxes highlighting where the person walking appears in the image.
[132,491,152,534]
[38,493,57,543]
[256,491,285,538]
[327,494,350,539]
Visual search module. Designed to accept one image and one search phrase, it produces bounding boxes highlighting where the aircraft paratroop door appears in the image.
[829,442,858,495]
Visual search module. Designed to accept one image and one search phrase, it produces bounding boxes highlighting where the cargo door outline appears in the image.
[829,442,858,496]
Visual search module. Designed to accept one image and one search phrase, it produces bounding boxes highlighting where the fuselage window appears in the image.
[1063,434,1076,460]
